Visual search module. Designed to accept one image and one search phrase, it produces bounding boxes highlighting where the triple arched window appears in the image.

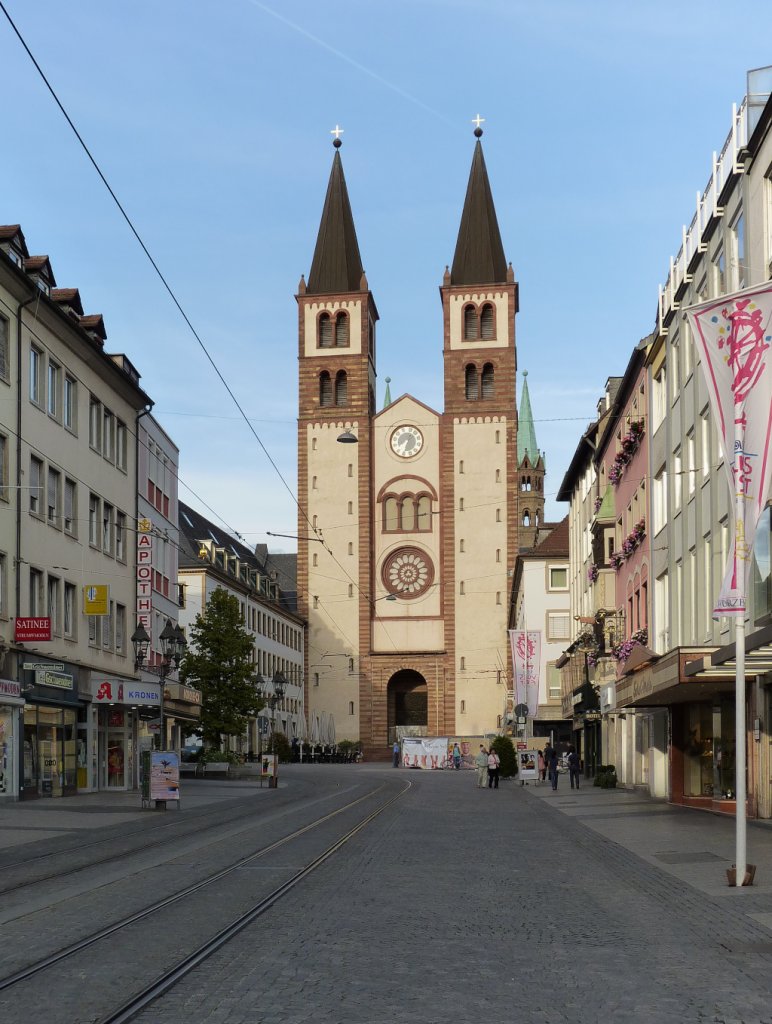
[382,492,433,532]
[319,370,348,407]
[465,362,495,400]
[462,302,496,340]
[318,311,350,348]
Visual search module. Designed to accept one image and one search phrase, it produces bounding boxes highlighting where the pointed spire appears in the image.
[517,371,540,466]
[383,376,392,408]
[307,140,364,295]
[450,134,507,286]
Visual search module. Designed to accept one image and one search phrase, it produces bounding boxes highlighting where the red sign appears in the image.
[15,617,52,642]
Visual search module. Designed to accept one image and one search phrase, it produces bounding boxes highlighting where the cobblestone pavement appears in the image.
[133,769,772,1024]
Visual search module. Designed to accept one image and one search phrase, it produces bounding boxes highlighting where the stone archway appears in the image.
[387,669,428,742]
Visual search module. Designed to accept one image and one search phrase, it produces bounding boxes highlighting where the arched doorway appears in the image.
[387,669,427,744]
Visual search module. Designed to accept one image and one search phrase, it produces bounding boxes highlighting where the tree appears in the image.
[490,735,517,778]
[179,587,260,750]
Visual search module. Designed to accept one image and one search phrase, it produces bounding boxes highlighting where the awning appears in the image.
[621,645,660,674]
[684,623,772,681]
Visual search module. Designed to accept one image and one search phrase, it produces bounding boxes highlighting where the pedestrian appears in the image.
[543,743,554,783]
[487,747,500,789]
[475,745,488,788]
[392,739,400,768]
[537,749,546,782]
[548,747,559,791]
[567,746,580,789]
[452,742,462,770]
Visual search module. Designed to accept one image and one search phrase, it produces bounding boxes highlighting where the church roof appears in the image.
[450,140,507,286]
[306,149,364,294]
[517,371,541,466]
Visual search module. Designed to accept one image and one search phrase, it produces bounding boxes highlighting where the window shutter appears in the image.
[463,305,478,340]
[480,304,495,339]
[481,363,494,398]
[335,371,347,406]
[319,372,332,406]
[318,314,333,347]
[465,365,478,400]
[335,313,349,347]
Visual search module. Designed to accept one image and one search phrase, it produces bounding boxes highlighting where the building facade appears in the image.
[0,225,153,799]
[298,132,520,755]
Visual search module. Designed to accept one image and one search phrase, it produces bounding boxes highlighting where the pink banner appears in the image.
[687,283,772,616]
[509,630,541,717]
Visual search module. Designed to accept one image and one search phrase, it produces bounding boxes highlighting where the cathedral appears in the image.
[297,128,523,757]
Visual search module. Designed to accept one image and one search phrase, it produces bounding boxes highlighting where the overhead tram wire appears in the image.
[0,6,403,647]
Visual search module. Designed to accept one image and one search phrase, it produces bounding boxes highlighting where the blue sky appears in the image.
[2,1,772,548]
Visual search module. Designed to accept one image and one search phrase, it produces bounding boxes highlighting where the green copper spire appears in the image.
[383,376,392,408]
[517,371,540,465]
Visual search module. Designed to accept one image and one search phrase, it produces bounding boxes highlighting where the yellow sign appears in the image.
[83,584,110,616]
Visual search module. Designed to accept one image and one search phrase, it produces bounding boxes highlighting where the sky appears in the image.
[2,1,772,552]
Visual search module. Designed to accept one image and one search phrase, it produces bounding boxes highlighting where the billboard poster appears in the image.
[401,737,448,769]
[509,630,541,717]
[518,750,539,781]
[150,751,180,801]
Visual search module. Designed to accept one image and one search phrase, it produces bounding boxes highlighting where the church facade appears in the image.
[297,133,520,756]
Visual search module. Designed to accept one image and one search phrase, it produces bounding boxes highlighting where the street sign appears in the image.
[515,703,529,718]
[15,617,51,642]
[23,662,64,672]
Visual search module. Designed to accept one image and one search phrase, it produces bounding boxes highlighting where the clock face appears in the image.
[390,425,423,459]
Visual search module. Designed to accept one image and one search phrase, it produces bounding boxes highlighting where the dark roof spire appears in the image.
[450,123,507,286]
[306,129,365,295]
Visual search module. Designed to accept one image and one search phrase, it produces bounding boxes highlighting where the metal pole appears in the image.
[735,412,747,887]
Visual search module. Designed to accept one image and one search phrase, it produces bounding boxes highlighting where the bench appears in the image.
[179,763,200,778]
[202,762,231,779]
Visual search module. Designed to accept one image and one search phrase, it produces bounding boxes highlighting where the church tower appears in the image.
[516,371,545,549]
[298,126,519,755]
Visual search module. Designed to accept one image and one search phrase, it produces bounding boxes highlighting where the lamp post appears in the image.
[131,618,187,750]
[254,672,266,766]
[269,670,287,788]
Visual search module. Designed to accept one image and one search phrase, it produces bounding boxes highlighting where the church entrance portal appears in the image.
[387,670,427,744]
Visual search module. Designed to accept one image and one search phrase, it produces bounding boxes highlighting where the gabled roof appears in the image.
[450,140,507,286]
[52,288,84,317]
[23,255,56,287]
[306,149,364,294]
[0,224,28,257]
[531,515,569,558]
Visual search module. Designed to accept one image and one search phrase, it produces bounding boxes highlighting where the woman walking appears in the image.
[475,745,488,788]
[487,747,500,789]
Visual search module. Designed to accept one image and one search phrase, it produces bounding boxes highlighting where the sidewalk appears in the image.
[0,779,270,853]
[524,776,772,923]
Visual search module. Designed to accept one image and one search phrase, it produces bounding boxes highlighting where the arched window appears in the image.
[319,371,332,407]
[481,362,495,398]
[535,510,540,526]
[522,510,531,527]
[463,304,479,340]
[521,477,527,491]
[335,370,348,406]
[526,477,531,491]
[480,303,495,339]
[401,497,416,531]
[384,497,399,531]
[335,312,349,347]
[465,364,479,400]
[416,494,432,531]
[318,312,333,347]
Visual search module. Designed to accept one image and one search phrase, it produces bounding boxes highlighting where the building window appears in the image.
[335,370,347,406]
[687,431,696,497]
[460,700,466,713]
[47,466,61,526]
[102,503,113,554]
[313,673,319,687]
[549,566,568,590]
[89,493,99,546]
[349,701,355,715]
[47,361,60,418]
[116,604,126,654]
[495,592,501,605]
[29,455,43,515]
[463,304,478,340]
[496,508,501,522]
[89,396,101,451]
[319,371,332,407]
[496,548,501,562]
[653,466,667,534]
[547,611,571,641]
[88,615,99,647]
[103,410,115,462]
[0,434,7,502]
[652,366,667,430]
[731,211,746,289]
[713,244,726,295]
[459,538,464,553]
[348,542,353,555]
[64,582,76,639]
[313,595,319,609]
[29,346,41,405]
[318,312,333,347]
[701,409,711,479]
[673,448,683,512]
[0,314,8,381]
[116,511,126,561]
[29,568,43,616]
[312,552,318,567]
[481,362,494,398]
[47,575,60,635]
[335,312,349,347]
[116,420,127,470]
[465,364,478,400]
[480,303,495,339]
[63,375,76,431]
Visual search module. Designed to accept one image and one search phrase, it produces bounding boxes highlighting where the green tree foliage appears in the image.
[490,735,518,778]
[179,587,260,750]
[265,731,292,763]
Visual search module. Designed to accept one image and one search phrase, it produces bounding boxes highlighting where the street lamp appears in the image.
[253,672,266,765]
[131,618,187,749]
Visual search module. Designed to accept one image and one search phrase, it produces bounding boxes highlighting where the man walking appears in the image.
[392,739,400,768]
[567,746,580,789]
[548,747,559,791]
[475,745,488,788]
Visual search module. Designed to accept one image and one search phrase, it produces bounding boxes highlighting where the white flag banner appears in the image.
[509,629,541,717]
[686,282,772,617]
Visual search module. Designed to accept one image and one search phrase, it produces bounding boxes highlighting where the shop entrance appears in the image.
[22,705,77,798]
[98,709,134,790]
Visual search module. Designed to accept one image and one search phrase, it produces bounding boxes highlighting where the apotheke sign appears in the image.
[93,678,161,706]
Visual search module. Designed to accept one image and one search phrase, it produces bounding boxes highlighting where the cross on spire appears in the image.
[330,124,344,148]
[472,113,485,137]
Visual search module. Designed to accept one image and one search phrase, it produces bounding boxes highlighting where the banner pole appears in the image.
[735,410,747,888]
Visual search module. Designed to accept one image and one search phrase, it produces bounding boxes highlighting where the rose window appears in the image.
[382,548,434,599]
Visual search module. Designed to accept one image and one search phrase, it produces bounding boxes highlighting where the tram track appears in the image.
[0,777,360,897]
[0,777,409,1006]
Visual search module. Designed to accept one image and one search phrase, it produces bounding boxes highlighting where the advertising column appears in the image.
[0,680,24,800]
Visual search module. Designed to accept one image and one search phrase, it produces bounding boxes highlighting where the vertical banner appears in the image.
[136,517,153,641]
[686,283,772,616]
[509,630,541,717]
